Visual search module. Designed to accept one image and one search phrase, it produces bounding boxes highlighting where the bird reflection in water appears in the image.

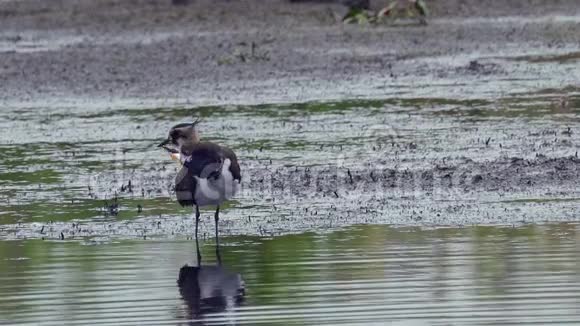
[177,244,245,323]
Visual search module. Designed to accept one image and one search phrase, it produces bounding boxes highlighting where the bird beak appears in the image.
[157,138,171,148]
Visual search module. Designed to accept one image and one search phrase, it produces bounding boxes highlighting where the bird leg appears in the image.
[195,205,202,265]
[214,205,222,265]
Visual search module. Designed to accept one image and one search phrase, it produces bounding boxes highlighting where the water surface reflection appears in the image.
[1,224,580,325]
[177,241,245,325]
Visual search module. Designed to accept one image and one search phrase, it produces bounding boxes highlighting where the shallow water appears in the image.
[2,224,580,325]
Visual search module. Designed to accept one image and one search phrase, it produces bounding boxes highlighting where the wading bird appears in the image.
[158,120,241,263]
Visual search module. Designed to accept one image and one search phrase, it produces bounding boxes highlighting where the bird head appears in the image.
[158,119,201,152]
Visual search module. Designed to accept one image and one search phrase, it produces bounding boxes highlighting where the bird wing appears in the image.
[175,165,195,206]
[185,143,224,178]
[174,143,224,207]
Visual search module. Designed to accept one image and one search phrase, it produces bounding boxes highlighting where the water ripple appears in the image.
[1,225,580,325]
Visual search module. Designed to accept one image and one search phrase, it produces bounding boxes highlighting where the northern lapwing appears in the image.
[158,120,241,263]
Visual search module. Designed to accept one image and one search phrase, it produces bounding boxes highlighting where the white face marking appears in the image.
[176,137,186,150]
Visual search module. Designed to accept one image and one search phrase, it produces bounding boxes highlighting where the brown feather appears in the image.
[174,142,241,207]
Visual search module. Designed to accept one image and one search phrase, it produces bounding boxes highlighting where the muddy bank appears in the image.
[0,1,579,240]
[0,0,580,106]
[1,91,579,238]
[1,94,579,240]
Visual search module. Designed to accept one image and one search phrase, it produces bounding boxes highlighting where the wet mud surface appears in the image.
[1,95,579,240]
[1,0,580,107]
[0,0,579,240]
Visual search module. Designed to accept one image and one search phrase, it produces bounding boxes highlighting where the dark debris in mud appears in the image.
[3,153,580,241]
[461,60,504,76]
[102,196,120,217]
[257,155,580,199]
